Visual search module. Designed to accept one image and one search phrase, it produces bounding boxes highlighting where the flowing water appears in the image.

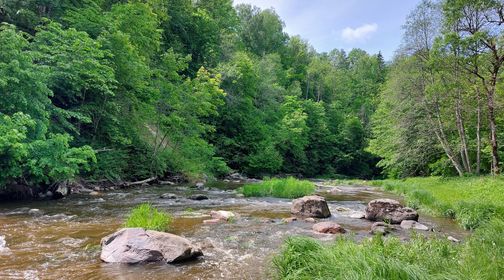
[0,182,467,280]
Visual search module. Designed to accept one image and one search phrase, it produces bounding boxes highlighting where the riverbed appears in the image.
[0,182,466,280]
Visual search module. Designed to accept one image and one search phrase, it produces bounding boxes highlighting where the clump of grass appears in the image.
[242,177,315,198]
[124,203,172,231]
[273,218,504,280]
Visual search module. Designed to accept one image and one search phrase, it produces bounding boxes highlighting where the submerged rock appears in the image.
[203,219,222,224]
[210,210,235,221]
[100,228,202,264]
[159,193,177,199]
[349,212,365,219]
[304,217,316,223]
[447,236,460,243]
[291,195,331,218]
[312,222,346,234]
[400,220,429,231]
[365,199,418,224]
[370,222,396,235]
[0,235,7,251]
[188,194,209,201]
[281,217,298,223]
[28,208,43,216]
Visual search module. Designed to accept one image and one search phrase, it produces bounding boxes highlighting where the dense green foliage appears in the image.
[0,0,387,194]
[374,176,504,229]
[274,218,504,280]
[124,203,172,231]
[370,0,504,177]
[241,177,315,198]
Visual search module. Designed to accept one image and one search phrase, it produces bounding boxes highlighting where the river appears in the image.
[0,181,466,280]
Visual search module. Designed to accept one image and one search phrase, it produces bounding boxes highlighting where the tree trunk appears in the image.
[426,103,465,176]
[455,93,471,173]
[487,71,500,175]
[476,87,482,175]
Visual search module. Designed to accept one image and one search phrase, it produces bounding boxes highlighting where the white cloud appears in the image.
[341,23,378,42]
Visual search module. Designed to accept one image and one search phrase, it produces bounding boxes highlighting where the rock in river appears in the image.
[188,194,209,201]
[100,228,202,264]
[312,222,346,234]
[365,199,418,224]
[291,195,331,218]
[210,210,235,221]
[400,220,429,231]
[370,222,396,235]
[159,193,177,199]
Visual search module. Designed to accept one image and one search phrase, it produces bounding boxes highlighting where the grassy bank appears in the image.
[242,177,315,198]
[273,218,504,280]
[372,177,504,229]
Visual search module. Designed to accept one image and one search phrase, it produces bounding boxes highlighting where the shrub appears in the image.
[124,203,172,231]
[242,177,315,198]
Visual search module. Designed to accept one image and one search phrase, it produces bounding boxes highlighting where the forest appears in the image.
[2,0,502,195]
[0,0,387,196]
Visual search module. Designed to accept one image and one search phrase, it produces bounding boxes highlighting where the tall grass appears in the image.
[273,218,504,280]
[242,177,315,198]
[124,203,172,231]
[375,177,504,229]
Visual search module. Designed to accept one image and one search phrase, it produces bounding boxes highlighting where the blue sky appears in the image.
[233,0,422,60]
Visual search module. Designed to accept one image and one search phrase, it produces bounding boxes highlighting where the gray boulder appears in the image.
[400,220,429,231]
[291,195,331,218]
[365,199,418,224]
[100,228,202,264]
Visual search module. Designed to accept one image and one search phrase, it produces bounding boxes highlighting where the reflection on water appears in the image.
[0,183,467,280]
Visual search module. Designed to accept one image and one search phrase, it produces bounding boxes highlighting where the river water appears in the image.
[0,182,466,280]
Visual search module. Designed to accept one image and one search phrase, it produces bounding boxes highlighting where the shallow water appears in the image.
[0,182,467,280]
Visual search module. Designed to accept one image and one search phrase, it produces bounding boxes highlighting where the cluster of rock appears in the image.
[365,199,429,235]
[285,195,430,236]
[289,195,347,235]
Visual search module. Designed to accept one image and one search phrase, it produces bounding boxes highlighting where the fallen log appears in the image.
[123,177,157,187]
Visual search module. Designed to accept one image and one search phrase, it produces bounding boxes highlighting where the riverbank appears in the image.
[273,177,504,280]
[371,176,504,229]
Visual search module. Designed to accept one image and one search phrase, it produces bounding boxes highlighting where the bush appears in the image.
[273,219,504,279]
[242,177,315,198]
[124,203,172,231]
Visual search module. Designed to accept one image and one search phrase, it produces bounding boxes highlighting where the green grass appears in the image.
[373,176,504,229]
[273,218,504,280]
[242,177,315,198]
[124,203,173,231]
